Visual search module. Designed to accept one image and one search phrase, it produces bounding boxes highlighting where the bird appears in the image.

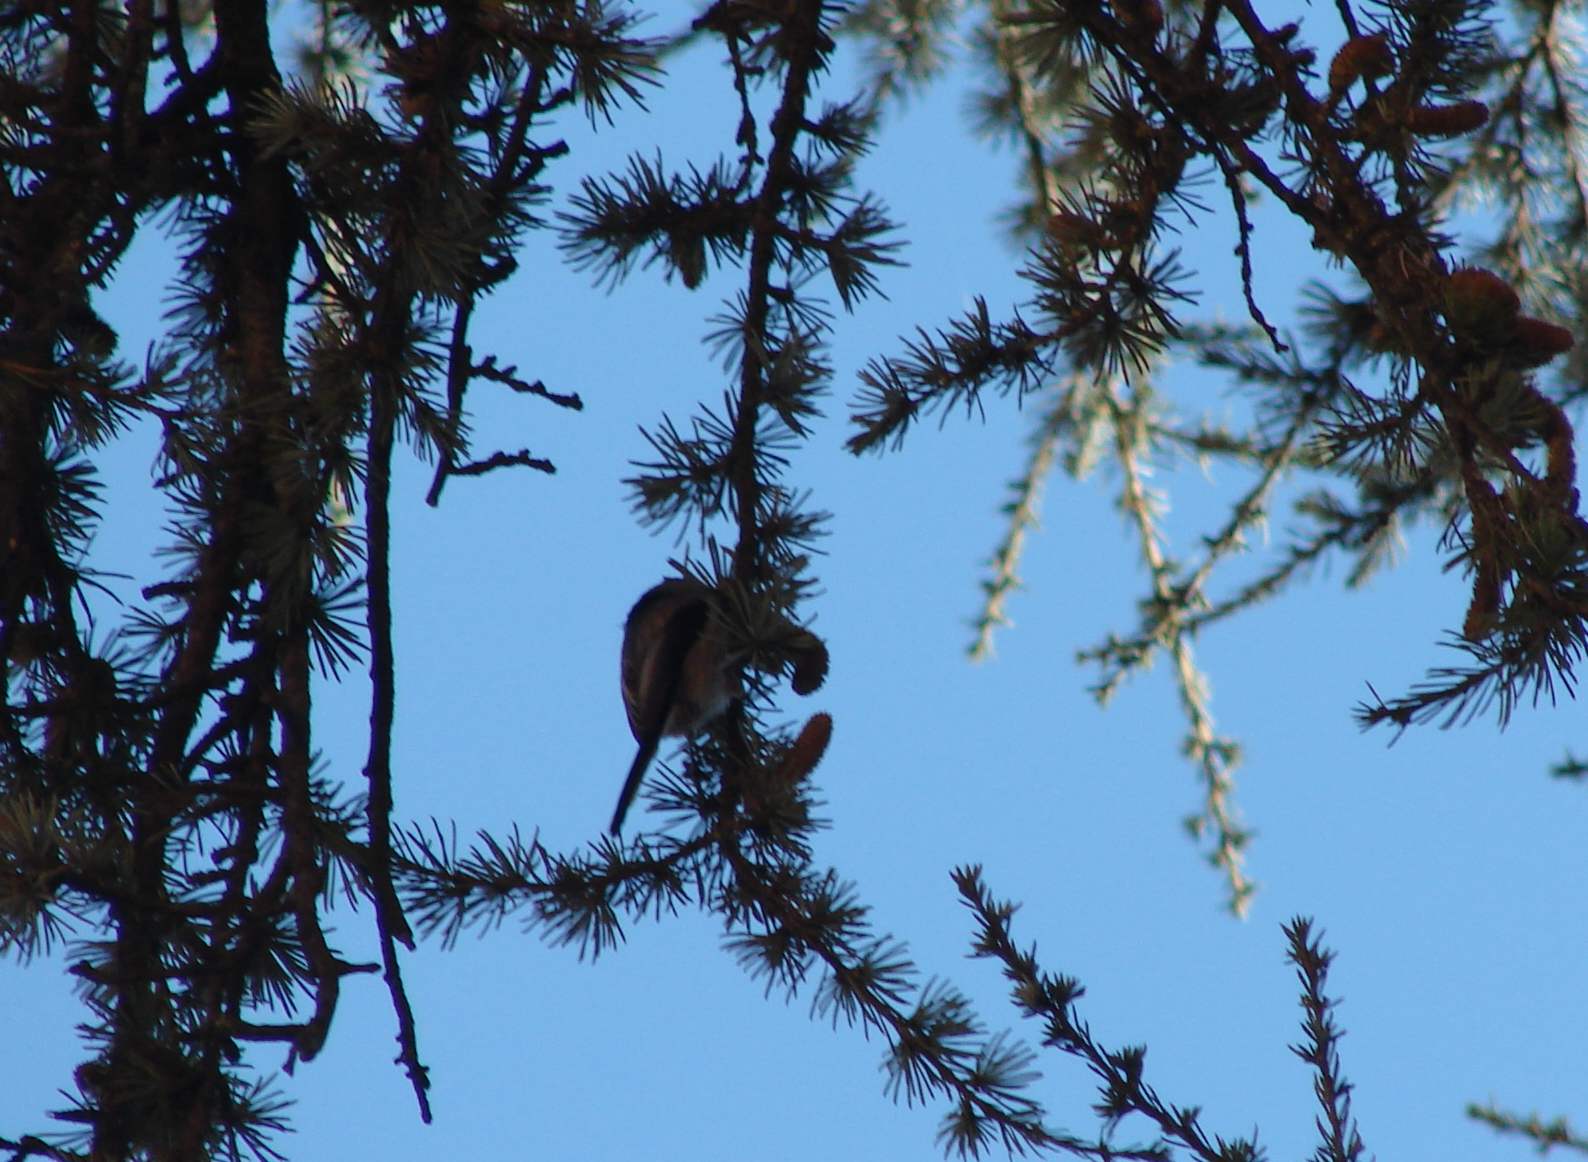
[611,578,737,834]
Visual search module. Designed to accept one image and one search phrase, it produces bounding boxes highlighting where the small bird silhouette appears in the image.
[611,578,737,833]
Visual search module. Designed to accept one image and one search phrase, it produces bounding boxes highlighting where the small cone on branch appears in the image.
[1329,34,1394,94]
[1405,100,1489,138]
[775,713,833,785]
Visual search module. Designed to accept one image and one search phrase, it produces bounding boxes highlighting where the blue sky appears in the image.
[3,5,1585,1160]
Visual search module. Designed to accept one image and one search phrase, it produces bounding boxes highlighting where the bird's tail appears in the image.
[610,737,660,834]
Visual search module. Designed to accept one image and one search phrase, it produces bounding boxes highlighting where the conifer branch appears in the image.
[2,1,658,1153]
[850,0,1587,912]
[957,866,1252,1161]
[1284,918,1368,1162]
[969,382,1074,661]
[1467,1101,1588,1156]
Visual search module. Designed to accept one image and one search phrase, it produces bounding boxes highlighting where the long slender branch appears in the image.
[1103,385,1254,915]
[728,1,828,584]
[363,298,429,1117]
